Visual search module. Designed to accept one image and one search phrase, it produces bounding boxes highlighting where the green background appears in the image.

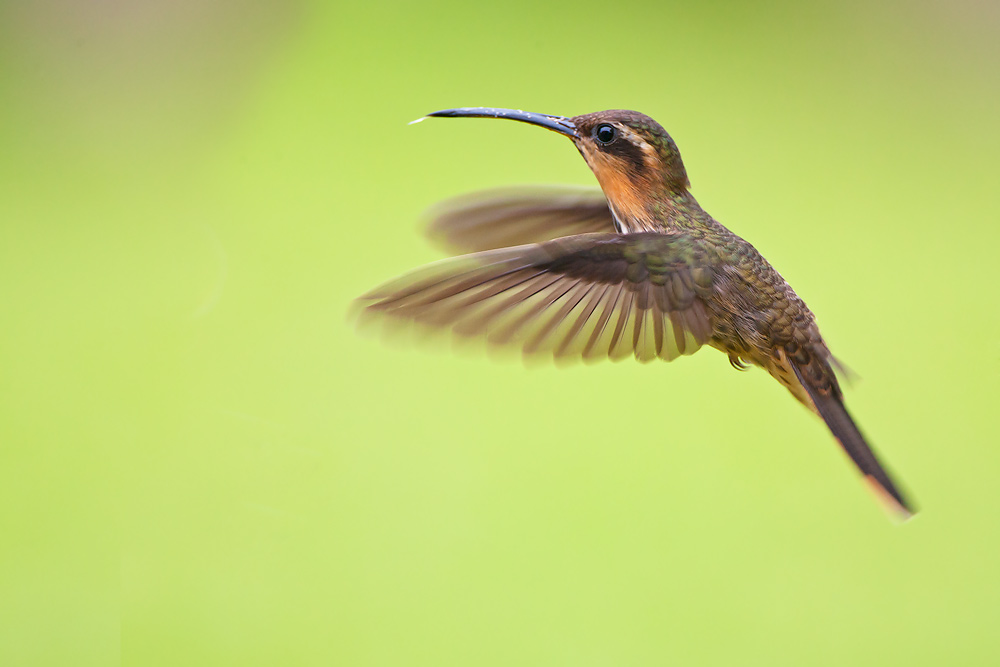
[1,0,998,664]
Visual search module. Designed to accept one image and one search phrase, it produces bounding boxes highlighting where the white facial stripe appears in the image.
[611,125,658,171]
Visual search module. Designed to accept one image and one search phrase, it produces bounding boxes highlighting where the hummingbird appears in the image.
[358,107,914,519]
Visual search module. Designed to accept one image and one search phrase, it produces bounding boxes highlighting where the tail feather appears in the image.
[790,362,916,519]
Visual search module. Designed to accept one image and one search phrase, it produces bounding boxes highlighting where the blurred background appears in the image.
[1,0,998,664]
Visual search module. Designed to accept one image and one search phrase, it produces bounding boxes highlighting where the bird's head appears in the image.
[422,107,692,231]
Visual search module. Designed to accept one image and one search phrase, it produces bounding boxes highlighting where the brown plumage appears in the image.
[358,107,915,518]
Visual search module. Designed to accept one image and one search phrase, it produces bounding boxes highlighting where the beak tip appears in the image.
[426,108,478,118]
[407,116,428,125]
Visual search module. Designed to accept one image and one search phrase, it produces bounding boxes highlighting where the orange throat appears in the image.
[585,152,658,233]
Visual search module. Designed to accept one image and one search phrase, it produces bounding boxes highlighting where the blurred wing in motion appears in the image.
[358,232,716,363]
[425,185,616,253]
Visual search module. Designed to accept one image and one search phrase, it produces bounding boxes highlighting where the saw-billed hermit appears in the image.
[357,106,915,519]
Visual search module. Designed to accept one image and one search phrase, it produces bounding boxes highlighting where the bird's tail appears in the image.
[789,360,916,520]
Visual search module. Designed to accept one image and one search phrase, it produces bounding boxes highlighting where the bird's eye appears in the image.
[595,124,616,144]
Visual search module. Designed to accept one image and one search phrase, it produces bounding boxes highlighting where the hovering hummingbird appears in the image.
[358,107,914,518]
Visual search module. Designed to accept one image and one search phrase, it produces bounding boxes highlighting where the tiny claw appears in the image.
[728,353,750,370]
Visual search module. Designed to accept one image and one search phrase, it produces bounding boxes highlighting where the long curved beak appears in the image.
[421,107,577,137]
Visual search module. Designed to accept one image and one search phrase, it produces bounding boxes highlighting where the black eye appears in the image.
[595,124,616,144]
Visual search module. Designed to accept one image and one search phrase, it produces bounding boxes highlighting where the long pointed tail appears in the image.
[790,362,916,519]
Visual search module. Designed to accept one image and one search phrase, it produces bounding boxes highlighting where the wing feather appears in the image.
[358,232,717,364]
[426,185,616,252]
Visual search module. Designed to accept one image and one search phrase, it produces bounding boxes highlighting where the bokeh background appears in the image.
[1,0,998,664]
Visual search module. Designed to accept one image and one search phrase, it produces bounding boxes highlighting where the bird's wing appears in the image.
[358,232,716,363]
[425,185,616,253]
